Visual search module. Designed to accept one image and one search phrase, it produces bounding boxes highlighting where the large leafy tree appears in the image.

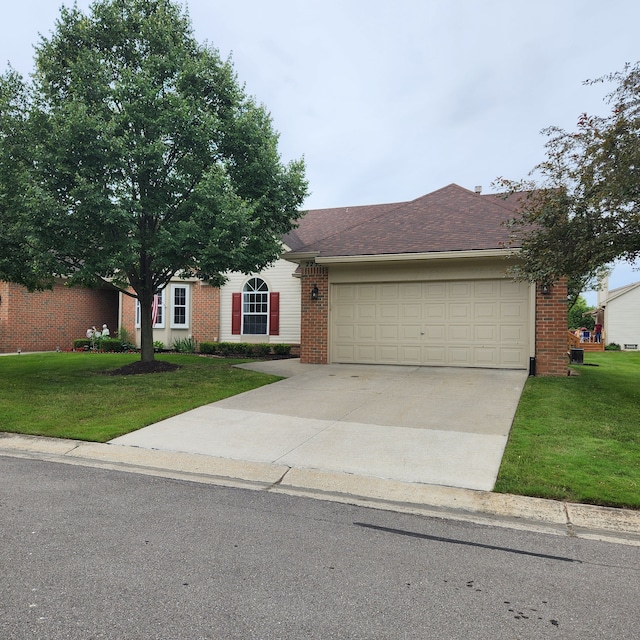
[496,62,640,303]
[0,0,308,362]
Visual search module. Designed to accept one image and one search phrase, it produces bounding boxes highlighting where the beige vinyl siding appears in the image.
[219,259,301,343]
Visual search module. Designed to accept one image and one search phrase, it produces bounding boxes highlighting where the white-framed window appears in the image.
[242,277,269,335]
[170,284,190,329]
[135,289,165,328]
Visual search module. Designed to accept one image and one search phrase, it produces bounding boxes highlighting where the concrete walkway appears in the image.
[110,360,528,492]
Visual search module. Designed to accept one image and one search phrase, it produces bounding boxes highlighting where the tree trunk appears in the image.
[139,293,156,363]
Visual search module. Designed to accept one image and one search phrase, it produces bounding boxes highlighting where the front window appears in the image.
[136,289,164,328]
[242,277,268,335]
[170,284,189,329]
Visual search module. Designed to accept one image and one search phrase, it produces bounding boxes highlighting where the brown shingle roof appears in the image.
[286,183,521,258]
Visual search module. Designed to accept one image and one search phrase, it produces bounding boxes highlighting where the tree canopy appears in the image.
[496,62,640,303]
[0,0,308,361]
[568,295,595,331]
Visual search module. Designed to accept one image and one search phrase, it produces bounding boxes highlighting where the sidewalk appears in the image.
[2,432,639,547]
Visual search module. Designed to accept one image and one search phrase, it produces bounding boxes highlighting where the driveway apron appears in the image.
[110,361,528,491]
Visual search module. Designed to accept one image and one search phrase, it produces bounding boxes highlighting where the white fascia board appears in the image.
[315,248,518,264]
[282,251,320,263]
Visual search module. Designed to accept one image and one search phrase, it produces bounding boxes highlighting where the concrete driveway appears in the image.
[110,360,528,491]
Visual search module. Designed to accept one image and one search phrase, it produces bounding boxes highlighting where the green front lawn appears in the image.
[495,351,640,509]
[0,352,280,442]
[2,350,639,510]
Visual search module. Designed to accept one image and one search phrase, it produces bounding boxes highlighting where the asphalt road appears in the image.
[1,456,639,640]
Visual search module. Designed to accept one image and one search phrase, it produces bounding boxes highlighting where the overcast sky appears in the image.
[2,0,639,299]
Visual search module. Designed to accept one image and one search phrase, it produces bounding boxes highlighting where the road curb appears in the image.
[1,432,639,546]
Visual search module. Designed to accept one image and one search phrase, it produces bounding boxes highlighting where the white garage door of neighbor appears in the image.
[331,280,530,369]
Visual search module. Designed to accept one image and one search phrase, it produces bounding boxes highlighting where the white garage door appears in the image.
[331,280,530,369]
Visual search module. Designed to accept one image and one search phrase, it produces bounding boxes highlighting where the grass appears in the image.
[2,351,639,510]
[495,351,640,509]
[0,352,280,442]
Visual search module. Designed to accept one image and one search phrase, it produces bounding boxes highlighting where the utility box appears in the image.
[570,348,584,364]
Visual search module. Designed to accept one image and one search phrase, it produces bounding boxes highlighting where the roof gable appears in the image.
[287,184,521,258]
[603,281,640,304]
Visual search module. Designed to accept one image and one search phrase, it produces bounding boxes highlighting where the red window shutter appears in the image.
[231,292,241,335]
[269,292,280,336]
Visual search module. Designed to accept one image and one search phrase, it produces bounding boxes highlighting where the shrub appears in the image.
[272,343,291,356]
[234,342,251,356]
[216,342,234,357]
[250,343,271,358]
[73,339,91,350]
[153,341,165,351]
[100,338,124,352]
[605,342,621,351]
[199,342,219,355]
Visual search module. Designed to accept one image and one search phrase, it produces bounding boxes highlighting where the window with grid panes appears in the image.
[242,277,268,334]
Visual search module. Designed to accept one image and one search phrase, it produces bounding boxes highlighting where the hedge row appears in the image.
[199,342,291,357]
[73,338,126,352]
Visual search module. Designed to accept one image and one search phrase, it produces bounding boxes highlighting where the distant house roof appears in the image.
[284,184,522,259]
[603,281,640,304]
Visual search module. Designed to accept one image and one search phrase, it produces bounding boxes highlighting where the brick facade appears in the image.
[120,281,220,347]
[534,278,568,376]
[299,264,329,364]
[0,280,118,353]
[190,281,220,344]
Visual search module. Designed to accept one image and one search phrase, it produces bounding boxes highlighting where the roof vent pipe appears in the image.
[474,185,482,194]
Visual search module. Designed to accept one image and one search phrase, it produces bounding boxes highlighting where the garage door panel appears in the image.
[379,284,399,300]
[400,283,422,298]
[474,325,497,342]
[475,281,498,297]
[401,303,421,320]
[356,324,376,341]
[426,304,446,319]
[425,325,446,341]
[357,304,376,320]
[500,324,525,343]
[448,347,473,365]
[400,346,422,362]
[331,280,529,369]
[335,324,355,340]
[354,345,376,361]
[449,325,471,341]
[450,303,471,319]
[379,325,400,340]
[358,285,377,300]
[501,348,527,367]
[336,304,356,321]
[400,324,423,340]
[425,282,446,297]
[378,345,400,362]
[423,346,447,364]
[474,347,499,366]
[501,301,526,319]
[474,302,498,320]
[450,282,472,297]
[379,304,399,320]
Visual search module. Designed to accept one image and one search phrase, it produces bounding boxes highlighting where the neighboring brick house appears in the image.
[118,278,221,350]
[0,279,118,353]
